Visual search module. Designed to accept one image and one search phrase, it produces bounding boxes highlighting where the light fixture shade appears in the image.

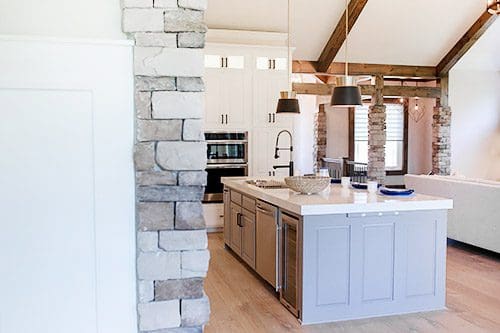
[276,91,300,114]
[331,86,362,107]
[488,0,499,14]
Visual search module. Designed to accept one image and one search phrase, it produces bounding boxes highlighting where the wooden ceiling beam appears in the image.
[436,10,497,76]
[316,0,368,73]
[293,83,441,99]
[293,60,438,78]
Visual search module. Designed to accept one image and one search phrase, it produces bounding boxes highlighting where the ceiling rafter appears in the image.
[316,0,368,73]
[293,60,437,78]
[436,10,497,76]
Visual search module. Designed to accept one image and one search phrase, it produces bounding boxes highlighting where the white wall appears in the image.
[294,94,317,174]
[449,69,500,181]
[0,0,125,39]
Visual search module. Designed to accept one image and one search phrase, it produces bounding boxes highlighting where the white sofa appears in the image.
[405,175,500,253]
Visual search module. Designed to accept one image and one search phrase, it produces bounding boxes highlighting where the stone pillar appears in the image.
[123,1,210,332]
[432,76,452,175]
[314,104,327,170]
[368,74,386,183]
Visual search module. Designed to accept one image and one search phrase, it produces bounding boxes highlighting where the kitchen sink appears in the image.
[246,179,288,189]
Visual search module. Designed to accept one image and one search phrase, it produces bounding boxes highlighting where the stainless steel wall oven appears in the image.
[204,131,248,202]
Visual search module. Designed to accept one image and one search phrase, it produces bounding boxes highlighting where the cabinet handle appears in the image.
[268,113,272,123]
[273,171,276,176]
[268,171,271,176]
[272,113,276,123]
[272,59,276,70]
[256,206,273,215]
[221,114,224,124]
[268,59,273,70]
[225,114,228,124]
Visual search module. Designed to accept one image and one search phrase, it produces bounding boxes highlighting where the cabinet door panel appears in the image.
[241,210,256,269]
[223,189,231,245]
[230,203,242,253]
[223,69,251,129]
[204,68,223,129]
[256,201,278,287]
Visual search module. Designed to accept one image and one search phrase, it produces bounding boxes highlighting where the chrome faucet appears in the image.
[273,130,294,177]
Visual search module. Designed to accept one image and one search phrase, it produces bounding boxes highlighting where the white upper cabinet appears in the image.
[204,47,251,130]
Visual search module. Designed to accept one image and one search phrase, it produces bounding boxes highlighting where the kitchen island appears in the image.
[221,177,453,325]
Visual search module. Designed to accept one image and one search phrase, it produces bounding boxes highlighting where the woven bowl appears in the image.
[284,176,331,195]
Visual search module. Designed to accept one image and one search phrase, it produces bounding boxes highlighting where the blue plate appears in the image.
[351,182,382,190]
[379,187,415,196]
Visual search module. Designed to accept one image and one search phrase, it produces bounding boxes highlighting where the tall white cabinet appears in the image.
[204,41,296,177]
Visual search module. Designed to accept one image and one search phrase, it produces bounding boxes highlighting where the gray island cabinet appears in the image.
[221,178,453,325]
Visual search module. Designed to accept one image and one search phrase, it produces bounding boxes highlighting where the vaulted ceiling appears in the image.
[205,0,496,69]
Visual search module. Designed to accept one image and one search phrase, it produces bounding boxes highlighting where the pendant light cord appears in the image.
[288,0,292,90]
[345,0,348,82]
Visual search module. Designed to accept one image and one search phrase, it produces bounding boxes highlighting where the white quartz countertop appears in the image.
[221,177,453,216]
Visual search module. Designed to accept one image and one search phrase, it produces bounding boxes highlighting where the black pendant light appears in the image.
[276,0,300,114]
[331,0,362,107]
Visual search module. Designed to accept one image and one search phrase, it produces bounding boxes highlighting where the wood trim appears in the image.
[293,60,437,78]
[316,0,368,73]
[293,83,440,98]
[436,11,497,76]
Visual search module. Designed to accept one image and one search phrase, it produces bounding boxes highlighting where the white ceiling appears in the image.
[206,0,491,67]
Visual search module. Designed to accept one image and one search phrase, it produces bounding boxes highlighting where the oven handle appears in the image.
[206,164,248,169]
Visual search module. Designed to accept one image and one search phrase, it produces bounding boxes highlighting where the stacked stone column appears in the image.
[314,105,327,170]
[432,105,452,175]
[123,0,210,332]
[368,74,386,183]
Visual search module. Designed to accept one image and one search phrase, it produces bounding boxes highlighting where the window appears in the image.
[349,103,408,175]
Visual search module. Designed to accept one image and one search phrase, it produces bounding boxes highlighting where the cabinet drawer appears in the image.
[230,191,242,205]
[242,195,256,213]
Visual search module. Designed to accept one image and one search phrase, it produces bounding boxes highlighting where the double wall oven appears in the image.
[204,131,248,202]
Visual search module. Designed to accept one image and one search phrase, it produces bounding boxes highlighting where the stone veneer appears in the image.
[313,105,327,170]
[367,75,387,183]
[122,0,210,332]
[432,105,452,175]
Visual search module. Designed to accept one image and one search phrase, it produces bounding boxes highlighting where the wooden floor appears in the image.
[204,233,500,333]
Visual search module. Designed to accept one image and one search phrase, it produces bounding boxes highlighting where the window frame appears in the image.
[348,98,409,176]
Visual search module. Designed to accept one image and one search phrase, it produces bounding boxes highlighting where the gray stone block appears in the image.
[138,202,174,231]
[176,77,204,92]
[155,278,204,301]
[123,0,153,8]
[178,0,207,10]
[135,32,177,47]
[135,47,204,77]
[138,280,155,303]
[164,9,207,33]
[136,76,176,92]
[153,0,177,8]
[137,186,205,202]
[175,202,205,230]
[156,142,207,171]
[137,171,177,186]
[152,91,204,119]
[123,9,164,32]
[178,171,207,186]
[138,231,159,252]
[159,230,207,251]
[178,32,205,48]
[138,300,181,331]
[137,119,182,141]
[182,119,204,141]
[181,296,210,327]
[181,250,210,278]
[136,91,152,119]
[135,142,156,171]
[137,251,181,280]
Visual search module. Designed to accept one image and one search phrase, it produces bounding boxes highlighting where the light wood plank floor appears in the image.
[204,233,500,333]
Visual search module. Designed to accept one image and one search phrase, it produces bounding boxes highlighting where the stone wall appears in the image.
[314,105,327,170]
[432,106,452,175]
[368,75,387,183]
[122,1,210,332]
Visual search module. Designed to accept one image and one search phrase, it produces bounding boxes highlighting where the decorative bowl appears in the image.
[284,176,331,195]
